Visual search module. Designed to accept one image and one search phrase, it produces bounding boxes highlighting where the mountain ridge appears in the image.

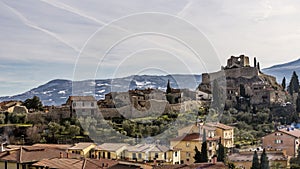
[0,74,201,106]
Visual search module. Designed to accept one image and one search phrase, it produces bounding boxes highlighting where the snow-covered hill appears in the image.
[0,74,201,105]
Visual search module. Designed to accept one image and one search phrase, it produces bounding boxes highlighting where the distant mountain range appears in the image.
[1,58,299,106]
[0,75,201,106]
[262,58,300,83]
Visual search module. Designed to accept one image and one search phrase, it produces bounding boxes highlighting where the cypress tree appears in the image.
[217,137,225,162]
[257,62,260,71]
[199,129,208,162]
[166,79,171,94]
[260,149,270,169]
[289,71,300,95]
[193,146,201,163]
[200,141,208,162]
[282,77,286,91]
[254,57,257,67]
[251,150,260,169]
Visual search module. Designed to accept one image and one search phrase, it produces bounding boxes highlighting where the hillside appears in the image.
[262,58,300,83]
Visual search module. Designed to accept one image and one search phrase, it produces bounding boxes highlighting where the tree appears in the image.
[260,149,269,169]
[288,71,300,95]
[251,150,260,169]
[26,126,41,144]
[166,79,172,94]
[254,57,257,68]
[68,125,80,138]
[282,77,286,91]
[296,93,300,112]
[228,162,236,169]
[217,137,225,162]
[200,141,208,162]
[193,146,201,163]
[23,96,43,111]
[257,62,260,71]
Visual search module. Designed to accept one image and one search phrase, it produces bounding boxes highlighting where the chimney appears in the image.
[60,152,63,158]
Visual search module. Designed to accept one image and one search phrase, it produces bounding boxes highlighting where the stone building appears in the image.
[66,96,98,117]
[198,55,285,108]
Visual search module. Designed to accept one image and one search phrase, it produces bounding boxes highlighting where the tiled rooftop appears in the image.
[68,142,96,150]
[95,143,129,152]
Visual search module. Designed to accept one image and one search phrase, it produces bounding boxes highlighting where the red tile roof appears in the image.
[279,128,300,138]
[0,146,78,163]
[170,133,219,142]
[206,122,234,130]
[32,158,119,169]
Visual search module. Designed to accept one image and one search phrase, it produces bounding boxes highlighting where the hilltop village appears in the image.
[0,55,300,169]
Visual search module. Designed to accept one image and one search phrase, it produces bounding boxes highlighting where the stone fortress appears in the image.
[198,55,286,108]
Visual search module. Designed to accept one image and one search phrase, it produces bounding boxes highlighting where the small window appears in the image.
[132,153,136,159]
[91,102,94,107]
[186,152,190,157]
[155,153,159,159]
[73,103,76,107]
[186,142,190,147]
[138,153,142,159]
[175,151,178,157]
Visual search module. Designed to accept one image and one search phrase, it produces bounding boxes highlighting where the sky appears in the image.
[0,0,300,96]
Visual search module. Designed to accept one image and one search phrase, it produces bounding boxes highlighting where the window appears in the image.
[175,151,178,157]
[73,103,76,107]
[155,153,159,159]
[82,102,85,107]
[91,102,94,107]
[186,152,190,157]
[209,142,213,147]
[138,153,142,159]
[275,139,283,144]
[186,142,190,147]
[132,153,136,159]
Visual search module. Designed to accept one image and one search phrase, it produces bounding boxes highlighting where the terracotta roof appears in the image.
[125,144,170,153]
[32,144,72,150]
[154,162,226,169]
[0,146,77,163]
[170,133,219,142]
[278,128,300,138]
[68,142,96,150]
[33,158,118,169]
[206,122,234,130]
[95,143,129,152]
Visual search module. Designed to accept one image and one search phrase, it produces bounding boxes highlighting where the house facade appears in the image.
[262,127,300,157]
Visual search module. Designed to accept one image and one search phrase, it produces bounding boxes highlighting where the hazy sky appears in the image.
[1,0,300,96]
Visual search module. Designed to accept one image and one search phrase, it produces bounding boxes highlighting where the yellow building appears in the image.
[68,142,96,158]
[93,143,129,160]
[206,122,234,148]
[170,133,219,164]
[124,144,181,164]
